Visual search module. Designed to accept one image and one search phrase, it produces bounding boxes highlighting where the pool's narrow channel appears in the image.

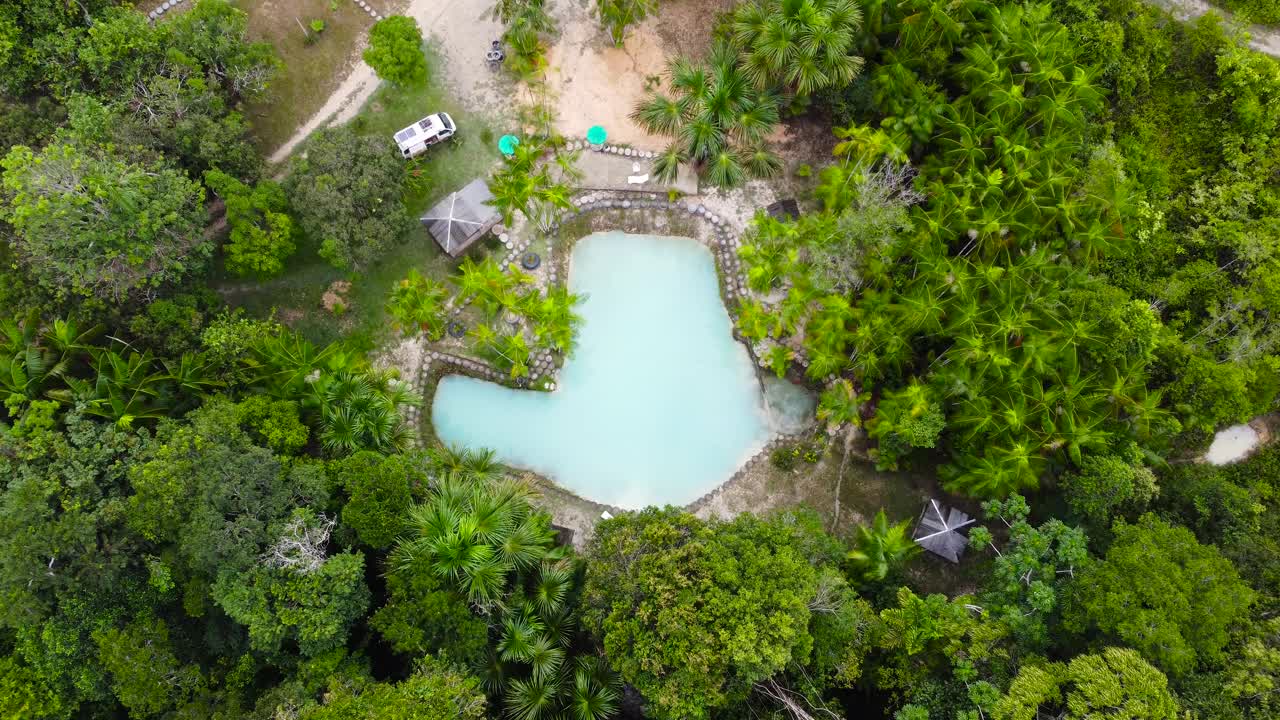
[431,231,774,509]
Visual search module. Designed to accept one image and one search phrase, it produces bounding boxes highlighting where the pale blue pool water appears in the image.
[432,231,802,509]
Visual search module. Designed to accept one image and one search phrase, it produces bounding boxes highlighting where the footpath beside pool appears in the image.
[432,231,785,508]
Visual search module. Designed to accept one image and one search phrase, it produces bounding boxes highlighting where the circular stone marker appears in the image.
[521,252,542,270]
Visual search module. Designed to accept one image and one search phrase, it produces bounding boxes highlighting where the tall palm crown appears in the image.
[392,478,621,720]
[847,509,921,583]
[729,0,865,96]
[247,331,419,455]
[632,42,783,187]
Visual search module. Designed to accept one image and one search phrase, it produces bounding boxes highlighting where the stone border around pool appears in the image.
[148,0,385,23]
[411,191,814,519]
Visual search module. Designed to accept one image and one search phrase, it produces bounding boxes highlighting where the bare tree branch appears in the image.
[262,513,335,574]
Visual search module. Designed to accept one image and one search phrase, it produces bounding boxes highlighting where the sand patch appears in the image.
[544,16,669,147]
[1204,417,1274,465]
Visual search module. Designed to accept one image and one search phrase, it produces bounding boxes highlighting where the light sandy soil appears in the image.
[269,62,379,163]
[267,0,709,164]
[543,13,669,146]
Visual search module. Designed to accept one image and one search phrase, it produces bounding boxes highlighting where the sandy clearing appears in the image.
[543,14,669,147]
[1205,423,1261,465]
[267,0,678,165]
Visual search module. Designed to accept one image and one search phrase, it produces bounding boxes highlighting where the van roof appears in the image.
[394,114,446,151]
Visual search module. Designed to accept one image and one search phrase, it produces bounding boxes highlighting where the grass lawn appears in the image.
[217,47,502,351]
[240,0,383,154]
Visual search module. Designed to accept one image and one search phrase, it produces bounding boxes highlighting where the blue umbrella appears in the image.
[498,134,520,156]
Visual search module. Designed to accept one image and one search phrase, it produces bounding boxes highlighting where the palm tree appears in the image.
[428,445,503,483]
[524,286,585,355]
[71,350,173,427]
[593,0,656,45]
[246,330,343,397]
[506,676,560,720]
[313,367,419,455]
[486,0,553,27]
[470,324,533,379]
[0,311,103,417]
[847,509,921,583]
[393,472,622,720]
[454,257,533,318]
[631,43,782,187]
[387,269,449,339]
[0,340,62,413]
[568,657,621,720]
[488,140,577,231]
[816,379,867,431]
[531,562,573,615]
[396,478,556,610]
[729,0,865,97]
[738,220,799,292]
[160,353,224,412]
[735,300,772,342]
[764,344,794,378]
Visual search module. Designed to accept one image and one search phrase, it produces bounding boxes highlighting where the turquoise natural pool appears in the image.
[432,231,811,509]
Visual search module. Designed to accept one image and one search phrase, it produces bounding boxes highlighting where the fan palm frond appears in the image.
[506,676,560,720]
[500,615,544,663]
[526,635,566,683]
[630,94,685,136]
[741,145,784,179]
[707,150,747,188]
[651,143,687,184]
[681,117,724,163]
[532,562,573,615]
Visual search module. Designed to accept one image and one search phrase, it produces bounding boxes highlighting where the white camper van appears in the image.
[394,113,456,159]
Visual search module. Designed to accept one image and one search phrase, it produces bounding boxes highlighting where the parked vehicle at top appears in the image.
[394,112,456,158]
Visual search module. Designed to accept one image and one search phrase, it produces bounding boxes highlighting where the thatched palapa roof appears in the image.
[914,499,975,563]
[421,179,500,257]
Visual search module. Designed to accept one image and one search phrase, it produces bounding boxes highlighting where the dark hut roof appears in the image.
[913,499,975,563]
[551,523,575,547]
[766,198,800,221]
[421,179,501,257]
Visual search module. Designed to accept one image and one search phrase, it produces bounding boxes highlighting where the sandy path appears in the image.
[269,62,380,164]
[268,0,506,165]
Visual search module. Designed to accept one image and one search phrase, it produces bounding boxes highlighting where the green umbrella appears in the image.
[586,125,607,145]
[498,134,520,155]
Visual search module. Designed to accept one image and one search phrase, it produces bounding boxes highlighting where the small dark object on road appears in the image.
[486,40,505,64]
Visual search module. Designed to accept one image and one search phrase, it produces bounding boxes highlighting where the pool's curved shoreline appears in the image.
[404,193,816,516]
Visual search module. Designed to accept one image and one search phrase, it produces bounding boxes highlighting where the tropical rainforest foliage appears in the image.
[3,0,1280,719]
